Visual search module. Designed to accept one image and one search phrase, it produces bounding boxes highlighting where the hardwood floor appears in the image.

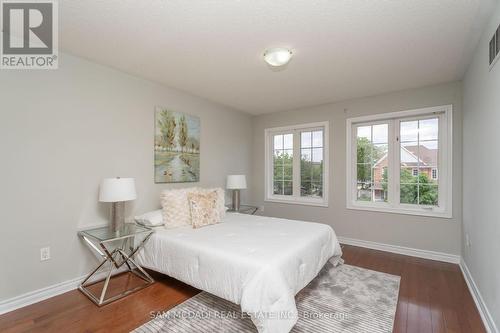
[342,245,485,333]
[0,244,485,333]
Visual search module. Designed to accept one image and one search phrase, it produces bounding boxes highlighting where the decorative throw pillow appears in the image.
[187,191,221,229]
[160,187,199,229]
[196,187,226,219]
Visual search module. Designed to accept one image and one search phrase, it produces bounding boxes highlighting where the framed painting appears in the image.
[154,107,200,183]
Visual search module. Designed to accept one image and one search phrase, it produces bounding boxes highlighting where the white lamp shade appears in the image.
[226,175,247,189]
[99,178,137,202]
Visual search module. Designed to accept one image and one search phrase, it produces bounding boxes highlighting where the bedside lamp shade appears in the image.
[227,175,246,212]
[226,175,247,190]
[99,178,137,202]
[99,177,137,232]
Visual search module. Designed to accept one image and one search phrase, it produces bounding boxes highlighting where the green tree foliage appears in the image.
[359,137,438,205]
[273,151,324,197]
[356,137,386,186]
[273,152,293,179]
[187,137,200,153]
[382,168,437,205]
[158,110,176,150]
[179,115,188,152]
[300,158,323,196]
[356,137,372,182]
[273,151,293,194]
[398,170,438,205]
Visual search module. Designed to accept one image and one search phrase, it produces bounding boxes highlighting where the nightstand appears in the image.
[226,204,259,215]
[78,224,154,306]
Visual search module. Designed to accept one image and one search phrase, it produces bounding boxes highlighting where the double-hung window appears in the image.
[265,122,329,206]
[346,105,452,218]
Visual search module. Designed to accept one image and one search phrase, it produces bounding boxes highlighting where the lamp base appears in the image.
[111,201,125,232]
[231,190,241,211]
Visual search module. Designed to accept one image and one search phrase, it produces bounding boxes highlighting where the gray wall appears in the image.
[251,82,463,255]
[0,53,253,300]
[463,2,500,329]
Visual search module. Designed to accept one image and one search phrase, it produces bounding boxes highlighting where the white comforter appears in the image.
[136,213,343,333]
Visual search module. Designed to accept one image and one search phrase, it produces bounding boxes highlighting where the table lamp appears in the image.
[99,177,137,231]
[226,175,247,211]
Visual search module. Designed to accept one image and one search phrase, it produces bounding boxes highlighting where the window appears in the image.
[265,122,329,206]
[346,105,452,218]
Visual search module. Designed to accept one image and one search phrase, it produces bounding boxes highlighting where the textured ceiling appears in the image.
[60,0,495,114]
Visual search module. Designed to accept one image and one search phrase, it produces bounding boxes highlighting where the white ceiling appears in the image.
[60,0,495,115]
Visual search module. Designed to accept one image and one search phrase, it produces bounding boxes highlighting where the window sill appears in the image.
[346,202,452,219]
[265,197,329,207]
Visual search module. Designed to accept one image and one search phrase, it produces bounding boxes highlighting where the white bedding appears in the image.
[136,213,343,333]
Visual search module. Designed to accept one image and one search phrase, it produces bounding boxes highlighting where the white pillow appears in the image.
[160,187,198,229]
[134,209,164,226]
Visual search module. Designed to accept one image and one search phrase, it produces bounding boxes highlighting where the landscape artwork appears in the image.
[155,107,200,183]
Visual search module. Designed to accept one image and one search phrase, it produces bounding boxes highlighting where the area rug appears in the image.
[133,262,400,333]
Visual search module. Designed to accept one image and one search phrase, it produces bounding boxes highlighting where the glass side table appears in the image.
[226,204,259,215]
[78,224,154,306]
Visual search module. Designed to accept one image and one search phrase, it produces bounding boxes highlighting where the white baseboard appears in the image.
[0,275,83,315]
[460,259,499,333]
[338,236,461,264]
[0,268,127,315]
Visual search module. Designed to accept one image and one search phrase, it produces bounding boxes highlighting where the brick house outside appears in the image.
[371,145,438,201]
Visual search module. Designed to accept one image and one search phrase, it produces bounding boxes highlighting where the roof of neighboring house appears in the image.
[374,145,437,167]
[404,145,437,166]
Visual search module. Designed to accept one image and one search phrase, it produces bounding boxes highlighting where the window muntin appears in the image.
[265,122,329,206]
[346,106,452,218]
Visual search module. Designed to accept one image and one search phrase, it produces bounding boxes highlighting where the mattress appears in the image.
[136,213,343,333]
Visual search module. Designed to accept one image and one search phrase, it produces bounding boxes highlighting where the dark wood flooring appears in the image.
[0,244,485,333]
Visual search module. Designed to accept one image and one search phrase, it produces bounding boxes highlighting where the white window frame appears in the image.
[265,121,329,207]
[346,105,452,218]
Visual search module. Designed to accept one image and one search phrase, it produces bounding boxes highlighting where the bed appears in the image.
[136,212,343,333]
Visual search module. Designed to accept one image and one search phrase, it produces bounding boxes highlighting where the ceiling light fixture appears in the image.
[263,48,293,67]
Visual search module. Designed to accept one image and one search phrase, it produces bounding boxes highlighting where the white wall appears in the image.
[462,2,500,330]
[0,53,253,300]
[251,82,463,256]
